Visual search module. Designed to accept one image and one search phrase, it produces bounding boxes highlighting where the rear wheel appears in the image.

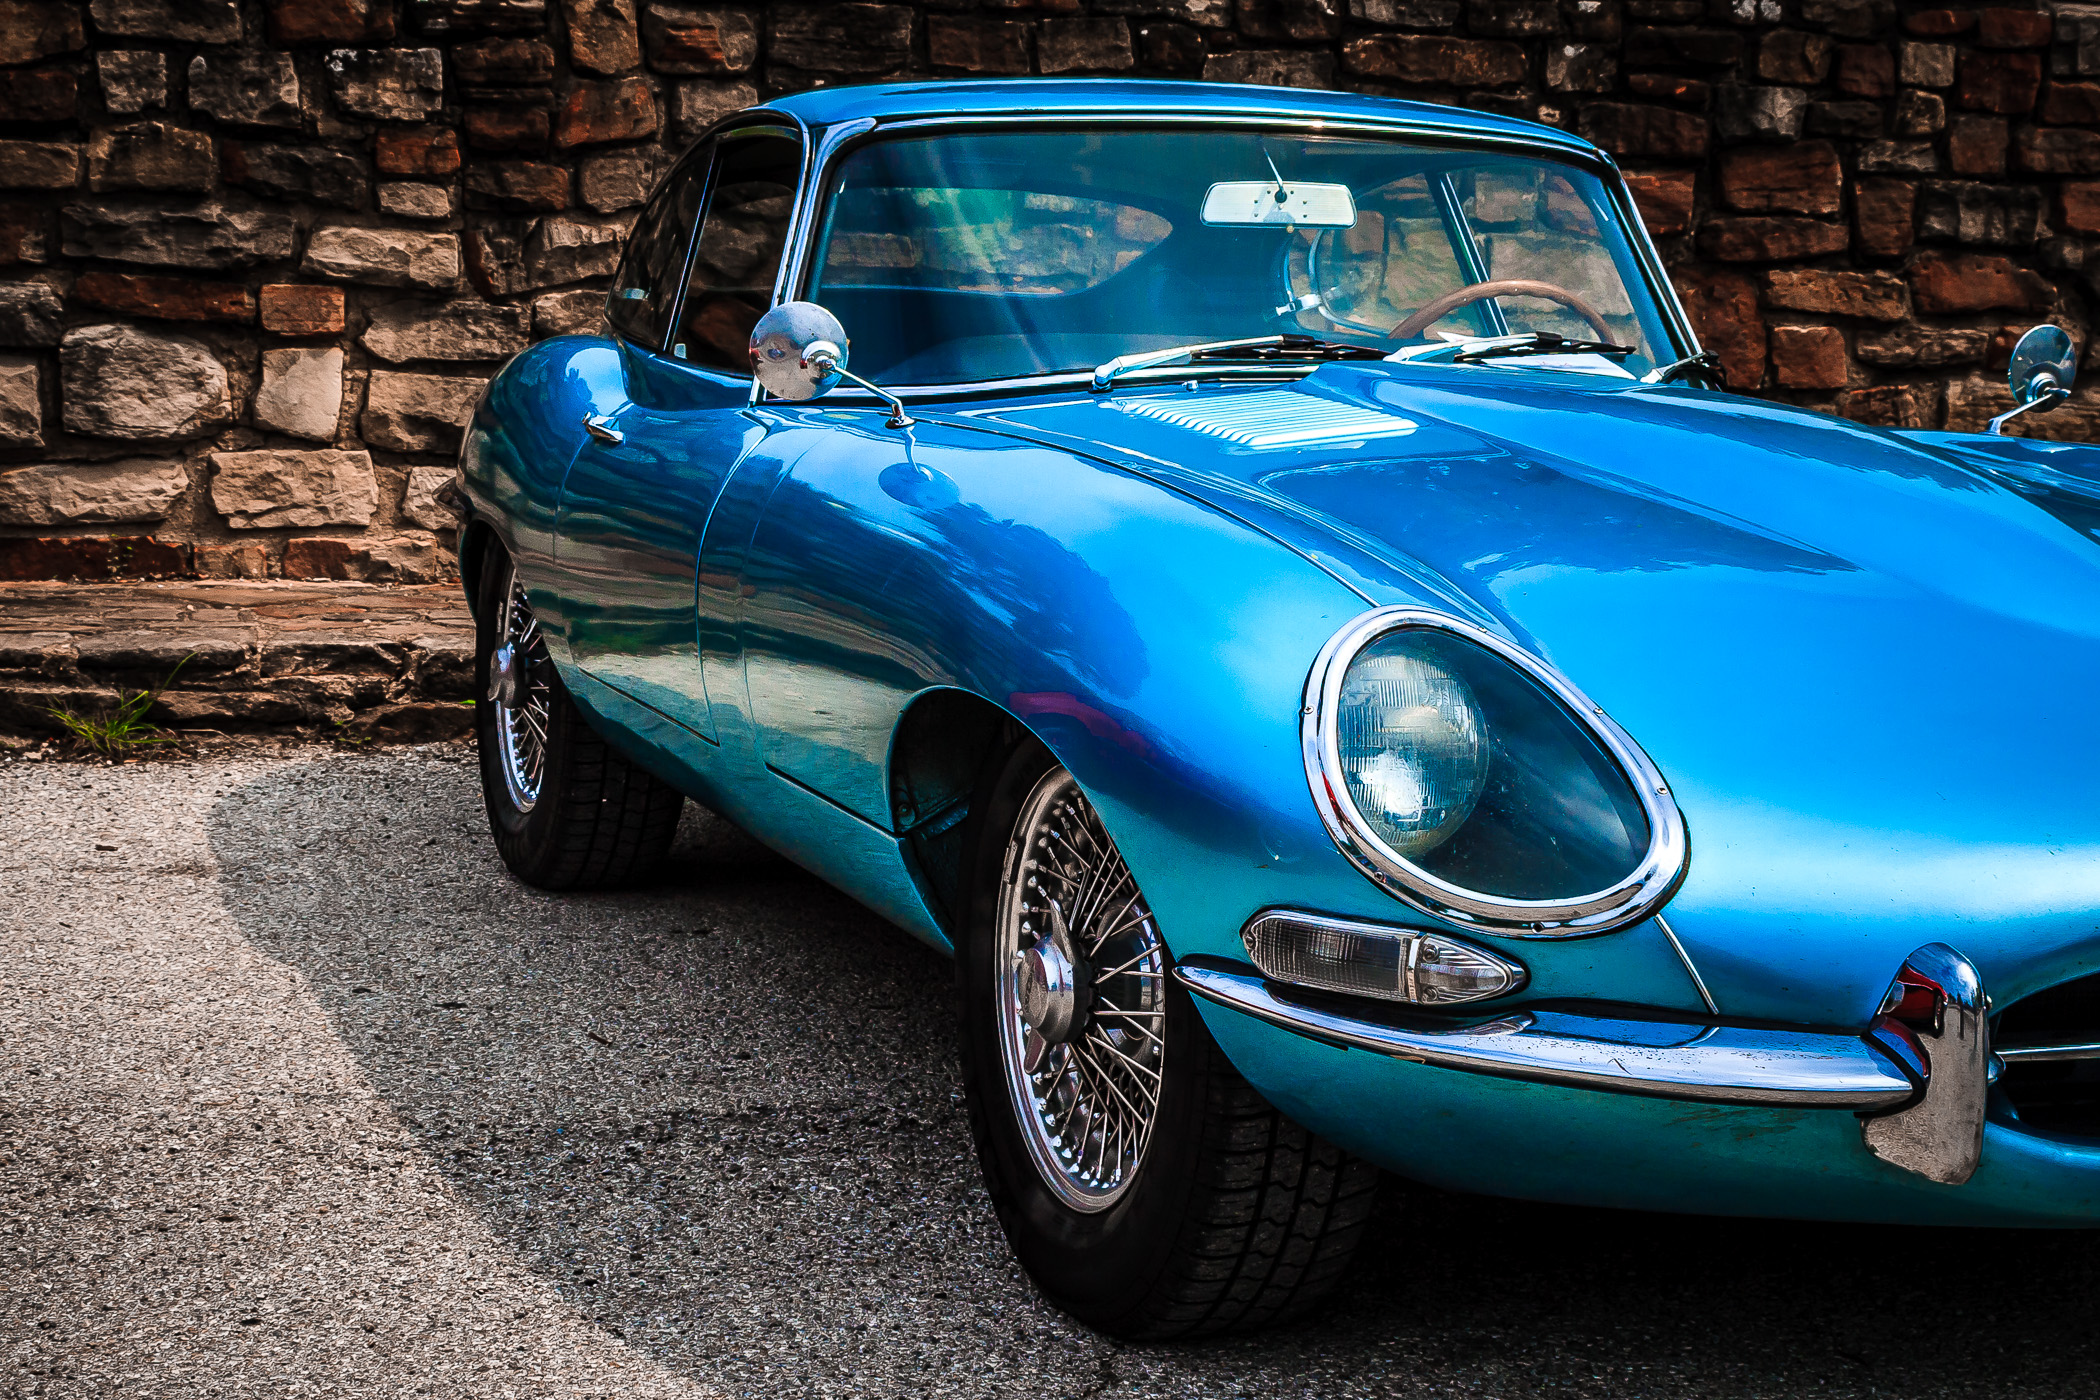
[474,547,684,890]
[957,741,1379,1339]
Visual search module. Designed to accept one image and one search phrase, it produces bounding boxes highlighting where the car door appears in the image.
[552,121,803,742]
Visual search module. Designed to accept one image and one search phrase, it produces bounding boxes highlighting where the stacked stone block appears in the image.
[0,0,2094,583]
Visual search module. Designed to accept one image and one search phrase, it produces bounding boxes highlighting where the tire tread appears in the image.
[476,551,683,891]
[1128,1046,1379,1338]
[525,711,684,890]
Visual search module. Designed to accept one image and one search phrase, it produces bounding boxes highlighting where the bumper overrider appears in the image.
[1178,939,1991,1187]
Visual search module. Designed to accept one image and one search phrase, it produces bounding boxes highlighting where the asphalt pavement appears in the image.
[7,746,2100,1399]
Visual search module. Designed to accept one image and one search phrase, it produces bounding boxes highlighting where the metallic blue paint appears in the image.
[457,79,2100,1226]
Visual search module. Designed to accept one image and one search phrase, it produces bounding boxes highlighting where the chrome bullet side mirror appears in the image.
[1989,324,2077,436]
[748,300,914,429]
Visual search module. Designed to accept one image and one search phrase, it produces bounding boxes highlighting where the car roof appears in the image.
[759,78,1601,161]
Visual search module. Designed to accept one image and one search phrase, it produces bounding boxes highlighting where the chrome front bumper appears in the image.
[1177,940,1992,1186]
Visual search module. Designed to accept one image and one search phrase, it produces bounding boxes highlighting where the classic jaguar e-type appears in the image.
[452,78,2100,1337]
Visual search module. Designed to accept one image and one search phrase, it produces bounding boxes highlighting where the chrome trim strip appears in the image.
[1176,965,1913,1109]
[1861,943,1988,1186]
[1301,606,1690,937]
[1997,1041,2100,1063]
[1654,913,1720,1016]
[766,108,822,309]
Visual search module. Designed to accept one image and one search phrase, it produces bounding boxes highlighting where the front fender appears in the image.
[459,335,626,659]
[793,416,1711,1014]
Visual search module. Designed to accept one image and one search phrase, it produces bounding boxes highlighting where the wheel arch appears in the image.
[887,686,1034,939]
[458,515,500,621]
[883,680,1272,960]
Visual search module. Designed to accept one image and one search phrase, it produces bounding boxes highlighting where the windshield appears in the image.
[807,128,1675,386]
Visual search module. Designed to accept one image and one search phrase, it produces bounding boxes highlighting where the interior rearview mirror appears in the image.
[1991,324,2077,435]
[1201,181,1357,229]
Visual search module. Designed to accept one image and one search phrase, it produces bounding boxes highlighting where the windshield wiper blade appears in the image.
[1187,337,1388,366]
[1448,332,1636,364]
[1089,335,1377,392]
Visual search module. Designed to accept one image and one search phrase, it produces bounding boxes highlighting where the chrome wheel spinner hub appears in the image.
[1017,905,1083,1063]
[487,641,522,708]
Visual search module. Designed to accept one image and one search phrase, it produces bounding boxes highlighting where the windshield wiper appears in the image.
[1386,332,1637,367]
[1640,351,1725,388]
[1448,332,1635,364]
[1090,335,1382,393]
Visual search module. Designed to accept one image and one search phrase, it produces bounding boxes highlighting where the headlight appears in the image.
[1335,642,1487,857]
[1305,608,1688,936]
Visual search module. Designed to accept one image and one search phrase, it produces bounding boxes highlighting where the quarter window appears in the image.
[605,142,712,351]
[674,128,802,371]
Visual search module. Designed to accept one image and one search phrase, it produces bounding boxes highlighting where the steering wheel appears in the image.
[1391,278,1615,343]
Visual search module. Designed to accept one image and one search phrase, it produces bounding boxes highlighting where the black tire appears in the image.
[957,740,1379,1339]
[473,545,685,891]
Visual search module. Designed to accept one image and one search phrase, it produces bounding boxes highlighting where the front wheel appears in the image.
[474,547,685,890]
[957,742,1379,1339]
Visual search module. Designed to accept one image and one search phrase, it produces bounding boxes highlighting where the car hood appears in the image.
[969,362,2100,1023]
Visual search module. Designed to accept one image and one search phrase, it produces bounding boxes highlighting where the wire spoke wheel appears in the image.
[472,546,684,892]
[491,572,551,813]
[996,769,1167,1212]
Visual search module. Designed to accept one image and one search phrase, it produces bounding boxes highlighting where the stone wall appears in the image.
[1,0,2095,583]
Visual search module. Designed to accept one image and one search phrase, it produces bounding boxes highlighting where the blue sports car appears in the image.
[454,78,2100,1338]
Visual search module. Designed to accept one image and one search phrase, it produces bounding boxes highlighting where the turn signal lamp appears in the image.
[1241,910,1526,1007]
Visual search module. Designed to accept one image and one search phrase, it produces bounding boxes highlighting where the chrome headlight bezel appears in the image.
[1303,606,1689,938]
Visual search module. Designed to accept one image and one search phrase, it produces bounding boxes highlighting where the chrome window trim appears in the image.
[1302,605,1690,937]
[773,114,871,311]
[761,110,1702,404]
[1592,148,1703,368]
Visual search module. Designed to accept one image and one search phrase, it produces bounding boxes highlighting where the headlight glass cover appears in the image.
[1306,609,1687,936]
[1334,643,1488,858]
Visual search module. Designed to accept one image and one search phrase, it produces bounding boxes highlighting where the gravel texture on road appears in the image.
[6,747,2100,1399]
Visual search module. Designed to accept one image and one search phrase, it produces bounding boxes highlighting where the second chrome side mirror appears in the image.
[748,301,914,429]
[1990,324,2077,435]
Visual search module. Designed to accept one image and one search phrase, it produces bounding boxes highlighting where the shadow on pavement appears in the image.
[208,752,2100,1400]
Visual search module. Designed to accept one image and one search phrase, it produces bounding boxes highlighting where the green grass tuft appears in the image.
[46,654,193,759]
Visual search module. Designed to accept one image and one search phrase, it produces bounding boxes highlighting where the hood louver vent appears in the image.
[1115,389,1419,450]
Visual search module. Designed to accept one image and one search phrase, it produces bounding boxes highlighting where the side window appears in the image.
[605,142,712,351]
[673,128,802,371]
